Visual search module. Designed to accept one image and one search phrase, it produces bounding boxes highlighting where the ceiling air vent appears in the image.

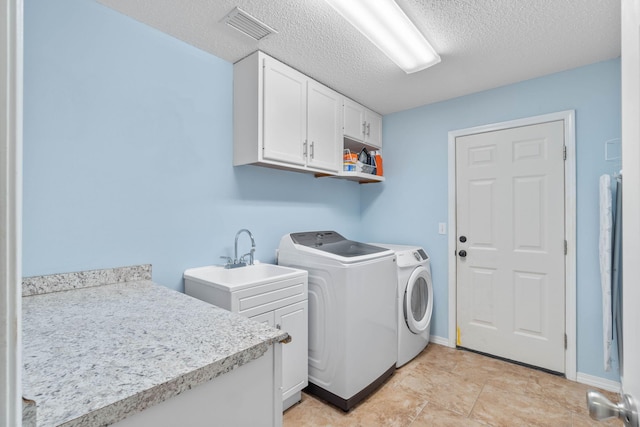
[222,7,277,41]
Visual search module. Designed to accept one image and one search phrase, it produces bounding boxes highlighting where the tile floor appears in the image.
[283,344,622,427]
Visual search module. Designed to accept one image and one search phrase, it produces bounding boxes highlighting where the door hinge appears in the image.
[564,333,568,349]
[563,146,567,160]
[564,240,568,255]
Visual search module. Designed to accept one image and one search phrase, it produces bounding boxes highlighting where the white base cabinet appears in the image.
[185,269,309,411]
[251,300,308,409]
[113,343,283,427]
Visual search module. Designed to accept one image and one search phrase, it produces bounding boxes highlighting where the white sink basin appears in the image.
[184,263,305,291]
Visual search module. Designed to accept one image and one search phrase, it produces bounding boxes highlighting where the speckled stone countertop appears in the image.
[22,265,288,427]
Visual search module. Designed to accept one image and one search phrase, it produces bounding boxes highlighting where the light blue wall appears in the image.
[24,0,621,382]
[361,59,622,381]
[23,0,362,290]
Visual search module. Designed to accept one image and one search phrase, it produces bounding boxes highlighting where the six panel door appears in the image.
[456,120,566,373]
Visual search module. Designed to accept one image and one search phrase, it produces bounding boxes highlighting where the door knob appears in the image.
[586,390,639,426]
[458,250,467,258]
[459,236,467,243]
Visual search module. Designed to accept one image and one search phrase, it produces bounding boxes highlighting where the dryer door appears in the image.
[404,266,434,334]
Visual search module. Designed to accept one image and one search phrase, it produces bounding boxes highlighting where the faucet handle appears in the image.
[239,253,253,265]
[220,256,233,266]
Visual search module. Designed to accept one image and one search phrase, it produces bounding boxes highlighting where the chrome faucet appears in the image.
[234,228,255,267]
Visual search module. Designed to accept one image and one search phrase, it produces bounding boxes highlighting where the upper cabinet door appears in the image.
[364,110,382,149]
[343,98,366,142]
[343,98,382,149]
[263,57,307,166]
[307,81,341,173]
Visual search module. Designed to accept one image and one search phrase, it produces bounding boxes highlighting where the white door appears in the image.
[456,120,566,373]
[587,3,640,422]
[262,56,307,166]
[621,0,640,414]
[275,301,308,401]
[307,81,341,173]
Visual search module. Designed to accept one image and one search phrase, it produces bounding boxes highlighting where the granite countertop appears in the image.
[22,265,287,427]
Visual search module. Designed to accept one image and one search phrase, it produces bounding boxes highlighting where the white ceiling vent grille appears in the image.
[222,7,277,41]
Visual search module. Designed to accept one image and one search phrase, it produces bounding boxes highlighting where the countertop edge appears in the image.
[22,397,36,427]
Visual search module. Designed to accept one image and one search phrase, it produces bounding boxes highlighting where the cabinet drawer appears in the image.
[238,282,305,314]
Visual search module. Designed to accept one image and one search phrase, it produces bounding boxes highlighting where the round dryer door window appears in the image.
[404,267,433,334]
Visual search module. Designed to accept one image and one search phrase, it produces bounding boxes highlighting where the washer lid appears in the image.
[290,231,388,258]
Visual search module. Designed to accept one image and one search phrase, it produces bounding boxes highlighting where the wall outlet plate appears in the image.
[438,223,447,235]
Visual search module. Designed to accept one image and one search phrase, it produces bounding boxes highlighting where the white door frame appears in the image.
[1,0,23,424]
[447,110,577,381]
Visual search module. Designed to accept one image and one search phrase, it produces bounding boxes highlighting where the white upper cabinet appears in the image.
[343,99,366,142]
[364,109,382,148]
[234,51,340,174]
[343,98,382,149]
[263,57,307,166]
[306,81,342,172]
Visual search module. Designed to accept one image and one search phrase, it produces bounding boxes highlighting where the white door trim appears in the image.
[447,110,576,380]
[1,0,23,424]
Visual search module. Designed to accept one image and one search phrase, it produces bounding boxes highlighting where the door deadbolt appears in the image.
[459,236,467,243]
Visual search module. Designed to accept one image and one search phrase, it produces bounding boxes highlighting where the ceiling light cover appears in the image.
[222,7,277,41]
[324,0,440,74]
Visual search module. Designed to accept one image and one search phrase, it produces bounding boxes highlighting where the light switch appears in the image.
[438,223,447,235]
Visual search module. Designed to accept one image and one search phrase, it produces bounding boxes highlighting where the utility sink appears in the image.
[183,261,309,411]
[183,263,304,291]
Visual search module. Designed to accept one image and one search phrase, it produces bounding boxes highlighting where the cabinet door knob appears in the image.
[366,123,370,137]
[362,121,367,135]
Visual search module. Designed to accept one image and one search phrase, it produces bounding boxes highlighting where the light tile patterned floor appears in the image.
[283,344,622,427]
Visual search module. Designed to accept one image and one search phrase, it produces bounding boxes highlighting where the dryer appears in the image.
[278,231,397,411]
[372,244,433,367]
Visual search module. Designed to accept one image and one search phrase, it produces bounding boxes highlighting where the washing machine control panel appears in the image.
[396,249,429,267]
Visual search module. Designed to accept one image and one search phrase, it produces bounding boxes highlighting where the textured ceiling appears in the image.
[97,0,621,115]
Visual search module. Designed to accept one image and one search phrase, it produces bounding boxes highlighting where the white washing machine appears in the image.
[278,231,397,411]
[372,244,433,367]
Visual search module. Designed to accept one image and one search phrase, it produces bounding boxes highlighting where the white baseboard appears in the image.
[576,372,621,393]
[429,335,451,347]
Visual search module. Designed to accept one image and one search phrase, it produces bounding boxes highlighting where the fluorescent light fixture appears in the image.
[324,0,440,74]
